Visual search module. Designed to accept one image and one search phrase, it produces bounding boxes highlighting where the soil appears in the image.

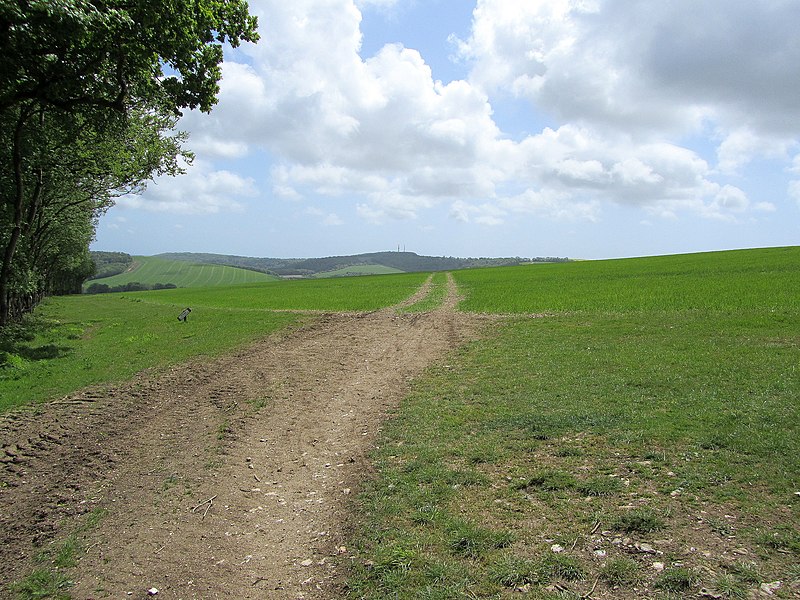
[0,274,486,599]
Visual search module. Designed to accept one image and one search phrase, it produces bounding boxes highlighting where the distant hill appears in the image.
[85,255,278,292]
[157,251,569,277]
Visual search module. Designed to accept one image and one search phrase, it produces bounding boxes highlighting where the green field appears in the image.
[2,247,798,599]
[455,246,799,313]
[86,256,278,288]
[123,272,428,311]
[0,272,428,411]
[349,247,800,599]
[313,264,405,278]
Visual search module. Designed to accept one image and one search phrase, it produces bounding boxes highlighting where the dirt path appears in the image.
[1,274,484,599]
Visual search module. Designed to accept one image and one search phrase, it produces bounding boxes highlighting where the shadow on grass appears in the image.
[0,316,72,365]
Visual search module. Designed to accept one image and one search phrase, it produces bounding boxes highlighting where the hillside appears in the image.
[85,255,278,291]
[157,251,568,277]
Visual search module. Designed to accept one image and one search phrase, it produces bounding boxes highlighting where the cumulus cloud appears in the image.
[458,1,800,137]
[141,0,796,226]
[120,159,257,214]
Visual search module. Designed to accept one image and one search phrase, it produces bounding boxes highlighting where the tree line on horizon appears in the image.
[0,0,259,326]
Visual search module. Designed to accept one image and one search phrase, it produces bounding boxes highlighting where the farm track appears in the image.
[0,274,489,599]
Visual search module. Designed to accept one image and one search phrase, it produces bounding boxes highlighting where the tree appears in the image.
[0,0,259,325]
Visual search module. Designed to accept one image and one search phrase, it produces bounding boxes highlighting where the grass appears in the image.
[86,255,278,288]
[0,295,301,412]
[1,271,428,412]
[124,271,428,311]
[9,508,107,599]
[347,247,800,598]
[313,264,404,278]
[401,272,449,313]
[455,246,800,314]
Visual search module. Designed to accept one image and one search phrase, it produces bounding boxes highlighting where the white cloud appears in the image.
[789,180,800,206]
[161,0,794,226]
[458,0,800,138]
[120,159,257,214]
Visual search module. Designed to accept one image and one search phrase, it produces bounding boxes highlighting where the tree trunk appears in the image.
[0,106,31,326]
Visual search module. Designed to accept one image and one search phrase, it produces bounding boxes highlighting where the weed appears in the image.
[518,469,577,492]
[713,573,748,599]
[576,476,622,497]
[216,418,231,440]
[654,567,699,592]
[612,508,665,534]
[446,519,514,559]
[540,553,585,581]
[488,555,543,587]
[599,557,640,586]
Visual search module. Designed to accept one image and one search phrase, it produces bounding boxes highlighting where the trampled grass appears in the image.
[348,247,800,599]
[86,256,278,288]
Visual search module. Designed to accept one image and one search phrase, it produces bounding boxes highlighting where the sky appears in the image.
[93,0,800,260]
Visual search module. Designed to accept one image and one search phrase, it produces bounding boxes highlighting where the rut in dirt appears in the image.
[0,274,485,599]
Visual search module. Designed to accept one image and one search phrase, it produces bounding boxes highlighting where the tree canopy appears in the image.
[0,0,259,325]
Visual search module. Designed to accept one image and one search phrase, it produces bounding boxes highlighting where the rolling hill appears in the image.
[85,255,278,290]
[156,251,568,277]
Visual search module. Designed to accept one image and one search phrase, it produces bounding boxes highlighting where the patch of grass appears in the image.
[128,271,429,311]
[0,297,302,412]
[516,469,577,492]
[488,555,543,587]
[445,519,514,558]
[540,553,585,582]
[612,508,665,534]
[712,574,748,599]
[599,557,640,586]
[401,273,448,313]
[654,567,699,592]
[9,568,73,600]
[727,561,762,584]
[85,255,278,289]
[10,507,107,599]
[754,525,800,554]
[576,476,623,497]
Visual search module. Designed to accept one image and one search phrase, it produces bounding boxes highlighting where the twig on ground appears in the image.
[582,576,600,599]
[191,495,217,513]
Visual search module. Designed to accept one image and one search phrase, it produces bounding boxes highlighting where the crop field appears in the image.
[456,246,800,314]
[313,264,405,278]
[348,247,800,599]
[86,256,278,288]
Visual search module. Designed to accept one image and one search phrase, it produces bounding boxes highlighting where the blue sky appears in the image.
[94,0,800,259]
